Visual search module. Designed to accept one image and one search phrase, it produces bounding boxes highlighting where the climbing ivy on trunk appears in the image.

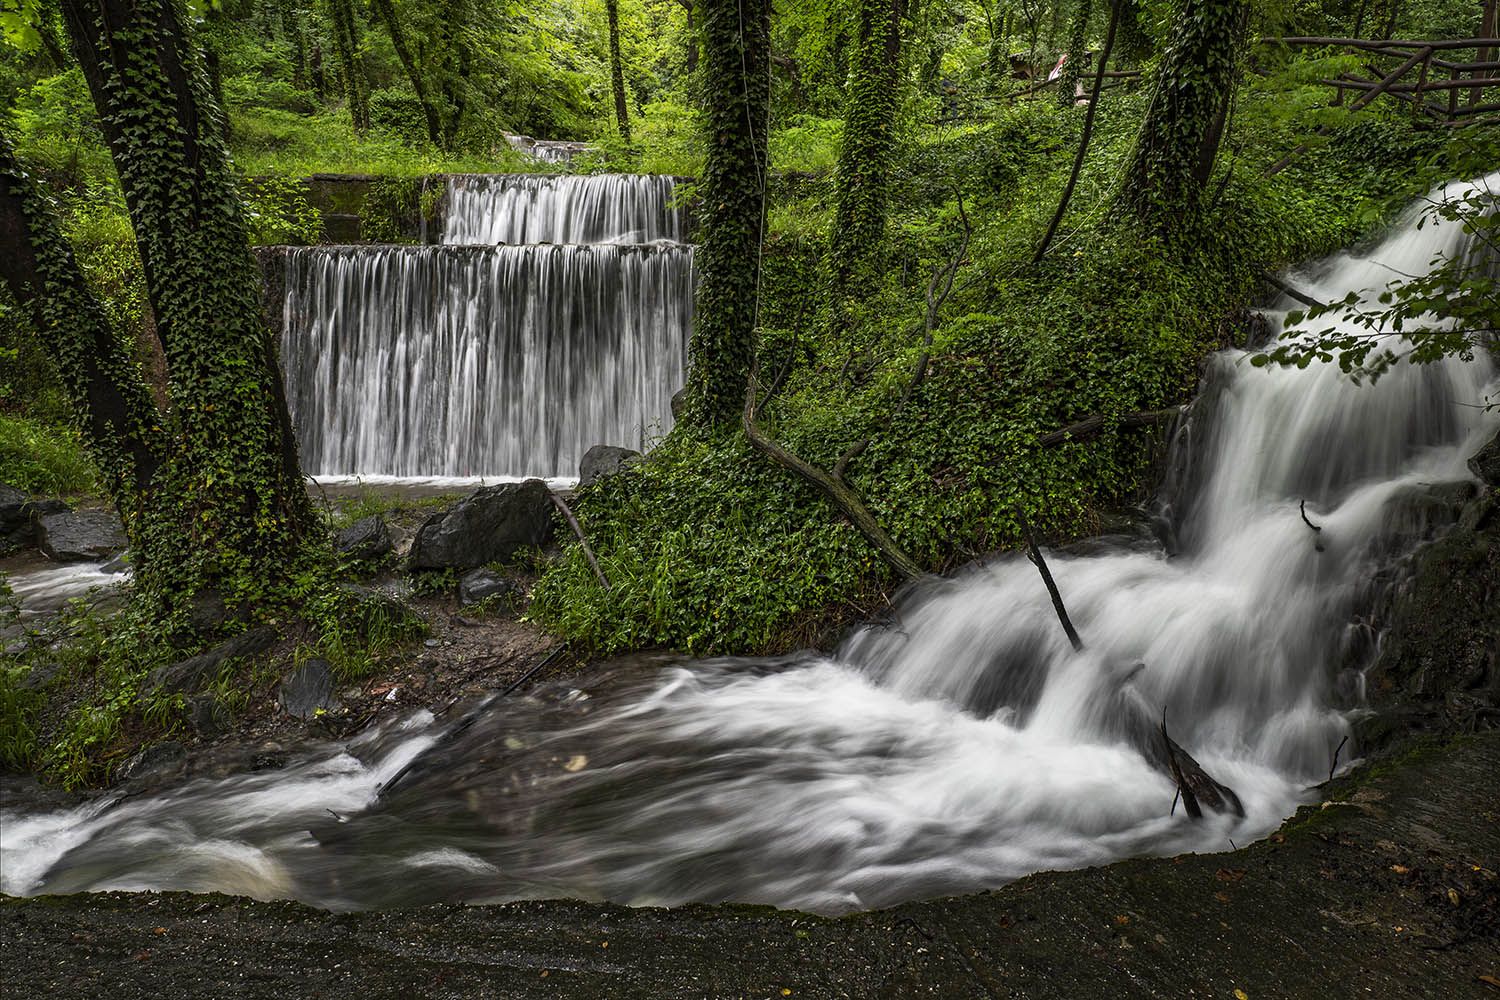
[0,135,164,535]
[1057,0,1091,107]
[825,0,907,313]
[40,0,316,628]
[1114,0,1249,234]
[682,0,771,430]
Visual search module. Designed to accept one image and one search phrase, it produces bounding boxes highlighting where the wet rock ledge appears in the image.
[3,731,1496,999]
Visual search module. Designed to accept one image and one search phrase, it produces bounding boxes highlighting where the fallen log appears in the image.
[1035,407,1182,448]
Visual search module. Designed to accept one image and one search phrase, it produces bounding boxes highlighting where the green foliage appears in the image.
[0,412,98,494]
[240,174,325,246]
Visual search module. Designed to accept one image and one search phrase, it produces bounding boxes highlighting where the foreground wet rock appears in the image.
[578,444,640,487]
[407,480,554,570]
[3,732,1494,998]
[334,514,394,563]
[0,486,68,554]
[36,510,127,562]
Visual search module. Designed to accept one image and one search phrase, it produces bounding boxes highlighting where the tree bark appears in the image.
[56,0,314,624]
[0,137,165,518]
[371,0,444,146]
[1035,0,1121,260]
[325,0,369,133]
[1057,0,1092,106]
[681,0,771,430]
[825,0,906,310]
[1473,0,1498,107]
[1114,0,1250,234]
[606,0,632,141]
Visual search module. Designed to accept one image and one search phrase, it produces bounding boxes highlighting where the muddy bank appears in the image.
[3,731,1496,998]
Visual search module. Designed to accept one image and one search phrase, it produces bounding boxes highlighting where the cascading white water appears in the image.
[279,172,694,480]
[444,174,686,245]
[281,243,693,478]
[4,175,1495,914]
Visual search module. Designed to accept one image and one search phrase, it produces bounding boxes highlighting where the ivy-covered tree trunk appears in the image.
[1114,0,1248,234]
[324,0,369,133]
[1056,0,1091,106]
[371,0,443,146]
[0,137,165,536]
[56,0,315,626]
[682,0,771,430]
[606,0,632,141]
[825,0,906,308]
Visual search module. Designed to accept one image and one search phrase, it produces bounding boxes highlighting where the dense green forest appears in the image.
[1,0,1496,791]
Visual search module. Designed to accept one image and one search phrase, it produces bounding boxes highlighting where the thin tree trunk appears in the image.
[1057,0,1092,106]
[371,0,443,146]
[1473,0,1498,107]
[607,0,632,140]
[1035,0,1122,259]
[325,0,369,133]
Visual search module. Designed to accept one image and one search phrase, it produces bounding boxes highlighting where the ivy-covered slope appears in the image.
[532,101,1481,655]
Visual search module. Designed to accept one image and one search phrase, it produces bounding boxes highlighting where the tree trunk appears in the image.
[826,0,906,307]
[607,0,632,141]
[0,137,165,528]
[325,0,369,133]
[371,0,444,146]
[1057,0,1092,106]
[56,0,314,626]
[681,0,771,430]
[282,2,311,91]
[1473,0,1498,108]
[679,0,699,75]
[1114,0,1249,234]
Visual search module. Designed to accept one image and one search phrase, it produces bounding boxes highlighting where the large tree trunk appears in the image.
[1114,0,1249,234]
[825,0,906,308]
[371,0,444,146]
[606,0,632,141]
[1473,0,1498,108]
[56,0,314,626]
[681,0,771,430]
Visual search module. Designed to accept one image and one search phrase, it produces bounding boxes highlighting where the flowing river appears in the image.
[2,174,1495,914]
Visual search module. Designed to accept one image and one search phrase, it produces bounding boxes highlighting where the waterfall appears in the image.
[5,175,1495,914]
[444,174,686,245]
[278,173,693,481]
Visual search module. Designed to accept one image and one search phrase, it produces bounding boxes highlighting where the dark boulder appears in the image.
[278,658,339,720]
[579,445,641,487]
[1356,488,1498,753]
[37,509,127,562]
[1470,429,1500,486]
[336,514,394,562]
[458,568,520,606]
[119,741,187,783]
[671,388,687,420]
[408,480,555,570]
[1,486,69,554]
[148,625,279,695]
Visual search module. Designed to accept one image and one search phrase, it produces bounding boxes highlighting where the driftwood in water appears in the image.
[1019,517,1245,819]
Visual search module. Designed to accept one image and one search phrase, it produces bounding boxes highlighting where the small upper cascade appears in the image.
[444,174,685,246]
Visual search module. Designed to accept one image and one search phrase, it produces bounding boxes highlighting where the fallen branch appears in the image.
[1263,272,1327,310]
[743,376,930,583]
[1035,407,1182,448]
[1329,734,1349,782]
[1300,499,1326,553]
[1017,510,1083,652]
[550,492,611,590]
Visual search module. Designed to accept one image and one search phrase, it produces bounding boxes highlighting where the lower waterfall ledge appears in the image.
[4,729,1496,999]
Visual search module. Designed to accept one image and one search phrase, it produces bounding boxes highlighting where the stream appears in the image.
[1,173,1495,914]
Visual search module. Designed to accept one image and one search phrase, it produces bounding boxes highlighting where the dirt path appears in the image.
[4,732,1495,999]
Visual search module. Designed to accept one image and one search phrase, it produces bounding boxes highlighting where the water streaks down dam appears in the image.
[278,174,694,480]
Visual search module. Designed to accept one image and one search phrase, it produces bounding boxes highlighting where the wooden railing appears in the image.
[1260,37,1500,127]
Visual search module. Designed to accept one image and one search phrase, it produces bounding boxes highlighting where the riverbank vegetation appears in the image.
[2,0,1498,783]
